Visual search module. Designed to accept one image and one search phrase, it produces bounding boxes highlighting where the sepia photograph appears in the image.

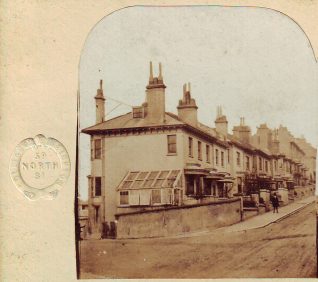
[76,5,318,279]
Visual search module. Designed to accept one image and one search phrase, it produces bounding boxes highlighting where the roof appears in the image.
[82,112,184,132]
[82,111,229,148]
[227,134,255,153]
[117,170,182,191]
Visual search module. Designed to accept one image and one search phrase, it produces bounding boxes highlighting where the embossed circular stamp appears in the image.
[9,134,71,200]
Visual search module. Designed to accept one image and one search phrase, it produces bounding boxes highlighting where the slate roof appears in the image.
[82,111,229,148]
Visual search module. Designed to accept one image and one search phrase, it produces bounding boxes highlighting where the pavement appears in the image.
[220,195,315,233]
[86,195,315,241]
[165,195,315,239]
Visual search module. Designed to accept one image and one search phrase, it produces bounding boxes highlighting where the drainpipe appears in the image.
[240,196,244,221]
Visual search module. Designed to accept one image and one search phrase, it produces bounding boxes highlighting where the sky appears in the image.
[78,6,318,200]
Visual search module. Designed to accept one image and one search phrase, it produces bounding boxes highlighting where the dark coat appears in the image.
[271,196,279,207]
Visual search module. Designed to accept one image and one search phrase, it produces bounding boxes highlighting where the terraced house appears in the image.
[82,63,316,238]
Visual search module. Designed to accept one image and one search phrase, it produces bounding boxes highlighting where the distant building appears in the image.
[82,62,316,234]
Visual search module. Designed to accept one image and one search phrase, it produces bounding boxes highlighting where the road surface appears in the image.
[79,202,316,279]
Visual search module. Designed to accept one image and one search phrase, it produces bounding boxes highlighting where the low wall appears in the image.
[115,198,242,239]
[294,185,315,200]
[243,207,258,220]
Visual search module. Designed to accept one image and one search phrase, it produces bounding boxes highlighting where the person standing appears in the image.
[271,193,279,213]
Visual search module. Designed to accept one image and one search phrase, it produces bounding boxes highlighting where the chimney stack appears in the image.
[145,62,166,123]
[177,82,198,127]
[233,117,251,144]
[215,106,228,137]
[95,79,106,124]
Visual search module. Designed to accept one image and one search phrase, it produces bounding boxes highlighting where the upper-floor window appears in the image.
[221,151,224,167]
[245,156,250,170]
[227,149,230,164]
[206,144,210,163]
[236,152,241,166]
[274,160,277,171]
[215,149,219,165]
[94,139,102,159]
[198,141,202,160]
[91,177,101,197]
[265,161,268,172]
[259,157,262,170]
[188,137,193,157]
[167,135,177,154]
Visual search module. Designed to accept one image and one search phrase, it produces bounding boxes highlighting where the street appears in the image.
[79,202,316,279]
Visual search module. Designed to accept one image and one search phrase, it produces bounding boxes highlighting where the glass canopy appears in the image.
[118,170,182,190]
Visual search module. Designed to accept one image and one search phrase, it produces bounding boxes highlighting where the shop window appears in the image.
[167,135,177,154]
[188,137,193,157]
[204,179,212,195]
[185,175,195,195]
[120,191,129,205]
[94,139,102,159]
[95,177,101,196]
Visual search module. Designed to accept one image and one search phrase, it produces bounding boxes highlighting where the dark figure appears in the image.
[271,193,279,213]
[101,222,110,239]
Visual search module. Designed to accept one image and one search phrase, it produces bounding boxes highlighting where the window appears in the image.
[237,177,242,193]
[120,191,129,205]
[188,137,193,157]
[227,149,230,164]
[265,161,268,172]
[236,152,241,166]
[215,149,219,165]
[143,171,159,187]
[90,178,94,197]
[185,175,195,195]
[132,106,143,118]
[259,157,262,170]
[95,177,101,196]
[221,151,224,167]
[245,156,250,170]
[94,139,102,159]
[198,141,202,160]
[90,139,94,161]
[152,190,161,204]
[206,145,210,163]
[167,135,177,154]
[274,160,277,171]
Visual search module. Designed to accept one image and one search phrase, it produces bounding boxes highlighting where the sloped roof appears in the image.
[227,134,255,152]
[82,111,229,148]
[82,112,184,133]
[117,170,182,190]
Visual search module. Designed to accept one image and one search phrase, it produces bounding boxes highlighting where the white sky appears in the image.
[79,6,318,200]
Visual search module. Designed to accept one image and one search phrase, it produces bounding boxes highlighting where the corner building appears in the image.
[82,63,316,235]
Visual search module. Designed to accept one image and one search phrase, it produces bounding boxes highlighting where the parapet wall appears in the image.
[294,185,315,199]
[115,198,242,239]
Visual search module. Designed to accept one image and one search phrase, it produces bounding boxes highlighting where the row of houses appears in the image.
[81,62,316,237]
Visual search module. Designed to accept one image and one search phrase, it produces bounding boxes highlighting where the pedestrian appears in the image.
[271,193,279,213]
